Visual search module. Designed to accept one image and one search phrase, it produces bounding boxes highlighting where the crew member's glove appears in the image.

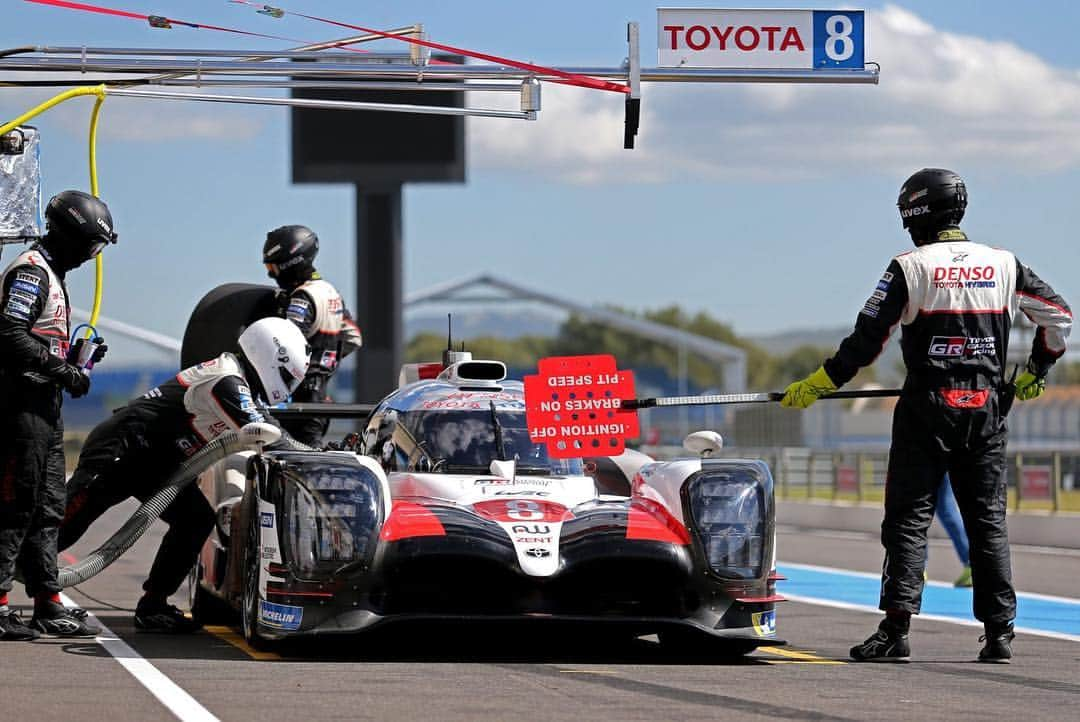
[781,366,838,409]
[91,336,108,364]
[56,364,91,398]
[1014,365,1046,401]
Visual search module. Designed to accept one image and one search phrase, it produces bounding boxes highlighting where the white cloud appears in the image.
[470,4,1080,182]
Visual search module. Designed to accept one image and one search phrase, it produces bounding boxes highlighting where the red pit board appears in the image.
[524,355,639,458]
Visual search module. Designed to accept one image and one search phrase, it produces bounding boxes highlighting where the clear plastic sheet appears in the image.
[0,125,43,243]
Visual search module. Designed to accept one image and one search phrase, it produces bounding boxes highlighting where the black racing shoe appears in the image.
[134,601,202,634]
[978,625,1015,664]
[0,608,41,641]
[30,601,100,638]
[850,619,911,662]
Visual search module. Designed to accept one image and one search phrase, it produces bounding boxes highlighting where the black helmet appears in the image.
[263,224,318,286]
[897,168,967,241]
[43,190,117,269]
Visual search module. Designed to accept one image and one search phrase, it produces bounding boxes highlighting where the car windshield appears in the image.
[399,408,582,476]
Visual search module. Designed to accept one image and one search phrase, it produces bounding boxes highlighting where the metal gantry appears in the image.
[0,22,879,141]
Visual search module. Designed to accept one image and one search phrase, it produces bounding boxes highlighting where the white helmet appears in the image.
[238,317,311,404]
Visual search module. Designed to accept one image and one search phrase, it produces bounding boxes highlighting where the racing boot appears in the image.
[134,597,202,634]
[978,623,1015,664]
[30,599,100,638]
[850,617,911,662]
[0,607,40,641]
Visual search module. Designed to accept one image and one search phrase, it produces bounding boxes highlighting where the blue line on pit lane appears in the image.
[776,563,1080,638]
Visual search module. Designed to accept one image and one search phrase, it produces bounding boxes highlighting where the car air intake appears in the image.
[438,359,507,385]
[685,464,767,579]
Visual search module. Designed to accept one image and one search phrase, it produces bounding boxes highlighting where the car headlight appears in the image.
[280,459,384,576]
[685,466,766,579]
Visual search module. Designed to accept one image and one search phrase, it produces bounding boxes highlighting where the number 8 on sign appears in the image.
[812,10,864,68]
[825,15,853,61]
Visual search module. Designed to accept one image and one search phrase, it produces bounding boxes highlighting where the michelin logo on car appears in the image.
[258,600,303,630]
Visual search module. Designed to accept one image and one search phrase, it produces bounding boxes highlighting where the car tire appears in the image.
[240,495,271,650]
[658,628,758,660]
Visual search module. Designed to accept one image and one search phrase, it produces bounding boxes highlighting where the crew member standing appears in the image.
[0,191,116,640]
[262,225,362,446]
[780,169,1071,663]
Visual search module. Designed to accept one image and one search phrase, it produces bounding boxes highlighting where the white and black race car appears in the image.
[190,355,784,654]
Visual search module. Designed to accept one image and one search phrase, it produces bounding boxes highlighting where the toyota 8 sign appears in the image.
[658,8,866,69]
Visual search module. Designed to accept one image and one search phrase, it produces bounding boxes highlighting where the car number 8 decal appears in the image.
[506,500,544,521]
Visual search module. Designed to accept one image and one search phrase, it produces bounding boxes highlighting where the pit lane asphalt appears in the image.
[2,502,1077,722]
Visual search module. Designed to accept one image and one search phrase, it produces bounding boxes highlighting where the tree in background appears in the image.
[406,304,880,392]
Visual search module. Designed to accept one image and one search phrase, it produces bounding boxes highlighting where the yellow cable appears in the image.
[0,85,105,136]
[87,93,105,332]
[0,85,108,336]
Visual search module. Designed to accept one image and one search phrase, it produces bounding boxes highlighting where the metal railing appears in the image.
[645,445,1080,513]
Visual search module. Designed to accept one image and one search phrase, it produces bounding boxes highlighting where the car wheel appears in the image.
[658,628,758,660]
[240,497,270,649]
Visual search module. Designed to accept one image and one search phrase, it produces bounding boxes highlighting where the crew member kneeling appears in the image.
[781,169,1071,663]
[60,318,309,633]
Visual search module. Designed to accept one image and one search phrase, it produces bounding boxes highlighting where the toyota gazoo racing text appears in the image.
[190,355,784,654]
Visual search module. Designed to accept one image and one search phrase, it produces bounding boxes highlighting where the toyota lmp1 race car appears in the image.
[190,354,784,654]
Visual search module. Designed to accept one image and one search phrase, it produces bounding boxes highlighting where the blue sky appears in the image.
[2,1,1079,363]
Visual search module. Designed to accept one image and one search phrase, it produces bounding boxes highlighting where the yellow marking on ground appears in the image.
[756,647,846,665]
[204,625,281,662]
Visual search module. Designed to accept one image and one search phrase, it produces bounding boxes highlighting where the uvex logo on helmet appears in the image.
[900,205,930,219]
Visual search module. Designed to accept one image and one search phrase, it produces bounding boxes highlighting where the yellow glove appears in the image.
[1014,371,1045,401]
[781,366,838,409]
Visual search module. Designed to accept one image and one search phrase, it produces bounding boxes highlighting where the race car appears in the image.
[190,354,784,654]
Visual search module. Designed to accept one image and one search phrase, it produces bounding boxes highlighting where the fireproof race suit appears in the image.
[823,229,1072,625]
[280,278,362,445]
[0,247,81,600]
[60,353,273,600]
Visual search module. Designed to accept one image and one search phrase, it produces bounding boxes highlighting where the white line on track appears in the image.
[783,592,1080,643]
[60,593,218,722]
[780,560,1080,603]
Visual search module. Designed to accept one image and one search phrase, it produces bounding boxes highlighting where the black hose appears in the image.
[57,423,280,588]
[0,46,36,59]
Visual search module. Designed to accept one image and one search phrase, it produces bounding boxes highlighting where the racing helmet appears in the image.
[237,317,311,404]
[263,225,318,286]
[43,190,118,269]
[897,168,967,242]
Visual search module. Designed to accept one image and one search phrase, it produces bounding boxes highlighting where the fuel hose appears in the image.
[57,422,282,588]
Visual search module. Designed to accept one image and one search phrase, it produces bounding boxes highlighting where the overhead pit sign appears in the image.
[658,8,866,69]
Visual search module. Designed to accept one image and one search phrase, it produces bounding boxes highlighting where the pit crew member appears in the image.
[780,168,1071,663]
[0,191,116,641]
[262,225,362,446]
[59,317,309,633]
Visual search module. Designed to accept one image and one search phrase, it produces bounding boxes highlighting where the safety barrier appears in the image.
[642,444,1080,513]
[727,447,1080,513]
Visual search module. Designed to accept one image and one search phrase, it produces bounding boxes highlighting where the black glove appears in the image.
[56,363,91,398]
[91,336,107,364]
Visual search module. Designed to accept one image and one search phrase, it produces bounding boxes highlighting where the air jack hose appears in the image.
[57,422,282,588]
